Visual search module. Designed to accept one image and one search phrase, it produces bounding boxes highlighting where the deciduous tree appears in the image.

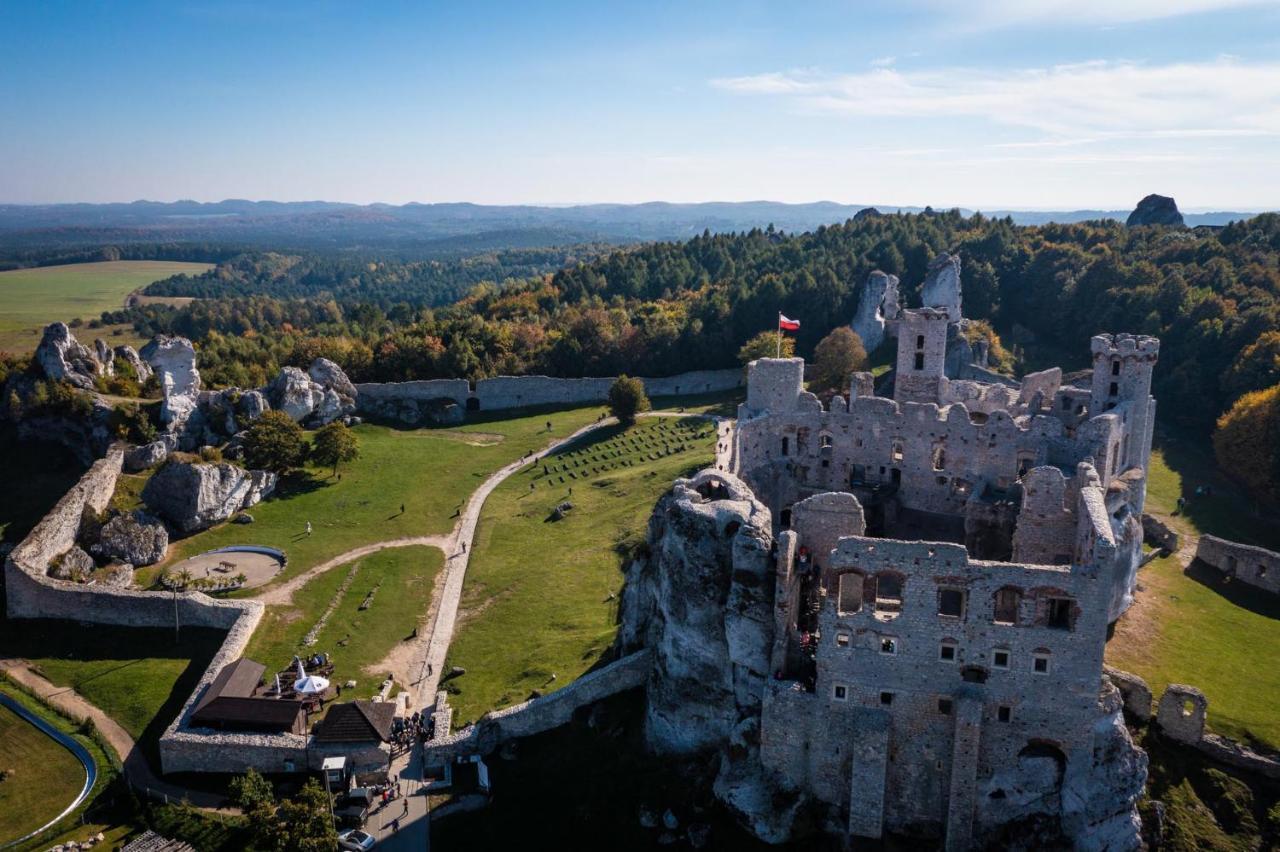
[608,375,650,425]
[242,410,307,473]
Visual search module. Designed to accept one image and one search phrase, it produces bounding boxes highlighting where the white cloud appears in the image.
[711,59,1280,137]
[922,0,1276,27]
[869,56,896,68]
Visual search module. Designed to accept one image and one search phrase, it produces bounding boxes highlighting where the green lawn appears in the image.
[244,545,443,692]
[444,416,717,726]
[148,408,605,590]
[0,621,223,752]
[0,260,211,354]
[0,701,87,844]
[0,425,85,545]
[1107,432,1280,749]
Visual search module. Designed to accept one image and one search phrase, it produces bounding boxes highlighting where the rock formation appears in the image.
[124,440,170,473]
[268,360,356,426]
[1125,194,1184,227]
[34,323,104,390]
[51,545,95,580]
[94,510,169,566]
[141,461,277,533]
[849,270,900,354]
[141,335,202,443]
[920,251,962,320]
[112,345,153,383]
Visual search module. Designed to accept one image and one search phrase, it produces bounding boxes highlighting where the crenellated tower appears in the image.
[1089,333,1160,477]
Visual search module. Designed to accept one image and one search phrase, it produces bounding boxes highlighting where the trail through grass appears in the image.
[445,416,717,725]
[0,261,211,353]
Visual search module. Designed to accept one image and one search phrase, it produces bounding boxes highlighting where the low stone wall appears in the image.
[1155,683,1280,780]
[1196,535,1280,595]
[1141,514,1180,554]
[424,650,652,766]
[354,369,743,417]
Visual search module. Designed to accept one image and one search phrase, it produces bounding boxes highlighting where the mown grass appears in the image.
[444,416,717,726]
[1107,431,1280,749]
[0,701,87,844]
[147,408,604,590]
[0,261,211,353]
[0,621,223,755]
[244,545,444,692]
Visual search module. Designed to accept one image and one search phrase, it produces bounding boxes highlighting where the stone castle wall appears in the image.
[1195,535,1280,595]
[423,649,652,767]
[356,368,742,415]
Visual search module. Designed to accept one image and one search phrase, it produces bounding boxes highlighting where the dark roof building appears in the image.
[190,658,306,735]
[312,700,396,744]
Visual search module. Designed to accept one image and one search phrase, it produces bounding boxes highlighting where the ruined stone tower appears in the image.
[894,307,950,404]
[1089,333,1159,477]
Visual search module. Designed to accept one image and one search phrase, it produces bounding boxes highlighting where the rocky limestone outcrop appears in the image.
[12,385,116,464]
[35,323,104,390]
[51,545,96,580]
[94,339,114,374]
[141,461,277,533]
[850,270,900,354]
[1125,194,1184,227]
[921,252,962,320]
[269,360,355,426]
[112,345,153,383]
[94,509,169,566]
[125,440,170,472]
[141,335,202,444]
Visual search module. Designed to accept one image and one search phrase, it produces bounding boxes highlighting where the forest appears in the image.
[64,209,1280,442]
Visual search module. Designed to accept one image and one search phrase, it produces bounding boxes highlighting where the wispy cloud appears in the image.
[921,0,1275,27]
[711,59,1280,138]
[869,56,896,68]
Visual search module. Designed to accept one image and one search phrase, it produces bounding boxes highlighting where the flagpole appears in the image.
[776,312,782,358]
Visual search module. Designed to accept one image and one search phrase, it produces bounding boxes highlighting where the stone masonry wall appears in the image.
[422,650,652,766]
[1196,535,1280,595]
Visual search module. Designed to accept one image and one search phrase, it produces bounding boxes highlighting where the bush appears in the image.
[242,410,307,473]
[809,327,868,394]
[608,375,650,425]
[1213,384,1280,502]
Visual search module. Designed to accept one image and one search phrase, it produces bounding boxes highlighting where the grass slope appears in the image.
[1107,433,1280,749]
[244,545,443,690]
[0,261,211,353]
[150,408,604,590]
[445,416,717,725]
[0,702,87,844]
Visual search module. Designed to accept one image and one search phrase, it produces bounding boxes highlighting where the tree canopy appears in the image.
[242,410,307,473]
[311,421,360,475]
[608,375,650,425]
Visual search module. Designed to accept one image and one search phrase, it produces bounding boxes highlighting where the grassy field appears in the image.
[146,408,607,589]
[0,701,87,844]
[1107,432,1280,749]
[244,545,444,692]
[0,620,223,753]
[0,425,85,545]
[0,260,211,353]
[444,416,718,726]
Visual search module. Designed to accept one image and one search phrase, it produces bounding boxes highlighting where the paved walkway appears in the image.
[0,659,232,811]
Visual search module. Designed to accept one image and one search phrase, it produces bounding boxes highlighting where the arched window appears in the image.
[836,572,864,615]
[993,587,1022,624]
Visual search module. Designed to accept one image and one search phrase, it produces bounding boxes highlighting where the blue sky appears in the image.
[1,0,1278,209]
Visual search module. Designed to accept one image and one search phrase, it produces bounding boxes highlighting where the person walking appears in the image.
[305,521,312,536]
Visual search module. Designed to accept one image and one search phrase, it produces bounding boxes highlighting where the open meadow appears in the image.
[1107,433,1280,749]
[0,260,211,353]
[0,699,86,844]
[444,416,718,726]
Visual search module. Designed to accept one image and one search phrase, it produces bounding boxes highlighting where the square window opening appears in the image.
[938,588,965,618]
[993,650,1010,669]
[880,638,898,655]
[938,698,953,716]
[880,691,894,706]
[998,706,1012,723]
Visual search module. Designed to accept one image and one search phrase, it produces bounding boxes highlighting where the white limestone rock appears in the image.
[141,461,277,533]
[124,440,170,472]
[94,339,114,375]
[141,335,202,438]
[112,344,153,383]
[850,270,900,354]
[269,366,323,422]
[237,389,269,424]
[35,323,102,390]
[269,363,354,426]
[95,510,169,566]
[101,563,135,588]
[308,357,357,401]
[920,252,962,320]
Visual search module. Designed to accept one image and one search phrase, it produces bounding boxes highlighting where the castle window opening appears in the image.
[994,588,1021,624]
[1112,360,1121,376]
[1062,397,1072,410]
[1046,597,1074,631]
[1033,653,1051,674]
[1109,381,1119,397]
[781,436,789,456]
[914,352,925,371]
[880,691,895,706]
[998,706,1012,723]
[1017,454,1034,478]
[1181,699,1195,717]
[780,508,792,529]
[872,573,904,614]
[937,588,965,619]
[891,468,902,486]
[939,642,957,662]
[820,432,833,449]
[880,637,898,655]
[835,632,851,648]
[837,573,863,615]
[1259,565,1269,579]
[961,665,988,684]
[833,684,848,701]
[932,446,946,471]
[992,649,1010,669]
[891,441,904,463]
[938,698,953,716]
[916,334,925,349]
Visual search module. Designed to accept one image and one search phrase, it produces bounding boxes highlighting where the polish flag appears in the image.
[778,313,800,332]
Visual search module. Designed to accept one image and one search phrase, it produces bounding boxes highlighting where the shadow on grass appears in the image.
[1183,559,1280,620]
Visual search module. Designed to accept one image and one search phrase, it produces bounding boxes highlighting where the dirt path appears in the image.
[0,660,232,811]
[256,535,451,607]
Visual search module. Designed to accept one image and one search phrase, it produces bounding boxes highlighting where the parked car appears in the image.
[338,828,377,851]
[334,787,375,828]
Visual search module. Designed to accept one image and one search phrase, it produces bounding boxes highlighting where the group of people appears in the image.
[391,710,434,751]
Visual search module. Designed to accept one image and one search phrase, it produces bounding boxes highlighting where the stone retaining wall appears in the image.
[1141,514,1180,554]
[423,649,652,767]
[1195,535,1280,595]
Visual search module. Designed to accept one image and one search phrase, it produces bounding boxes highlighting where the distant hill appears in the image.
[0,199,1263,254]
